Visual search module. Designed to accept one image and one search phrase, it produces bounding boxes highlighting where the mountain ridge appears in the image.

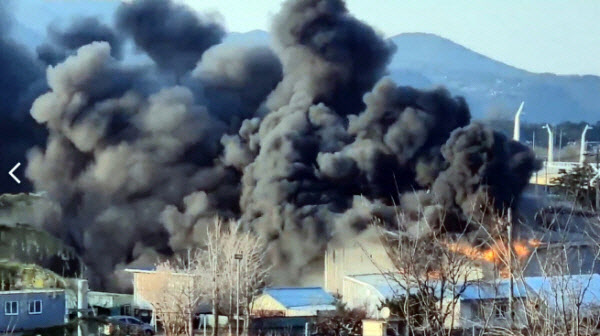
[387,32,600,122]
[224,30,599,123]
[11,26,599,123]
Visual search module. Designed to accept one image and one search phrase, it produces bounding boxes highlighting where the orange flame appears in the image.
[445,238,541,276]
[513,241,530,259]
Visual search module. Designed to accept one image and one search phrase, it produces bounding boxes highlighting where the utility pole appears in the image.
[235,253,243,336]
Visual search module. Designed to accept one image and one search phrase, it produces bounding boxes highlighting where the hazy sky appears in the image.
[10,0,600,76]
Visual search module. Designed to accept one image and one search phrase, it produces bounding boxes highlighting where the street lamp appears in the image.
[542,124,554,163]
[580,125,593,164]
[513,101,524,141]
[235,253,243,336]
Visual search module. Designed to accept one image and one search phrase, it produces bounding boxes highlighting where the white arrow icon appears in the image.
[9,162,21,184]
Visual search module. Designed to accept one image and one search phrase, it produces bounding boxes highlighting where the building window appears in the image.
[121,304,131,316]
[493,301,508,319]
[28,300,42,315]
[5,301,18,315]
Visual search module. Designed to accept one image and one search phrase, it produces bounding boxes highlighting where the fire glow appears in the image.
[446,239,542,269]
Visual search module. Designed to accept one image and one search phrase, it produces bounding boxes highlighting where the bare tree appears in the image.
[368,200,542,336]
[516,210,600,336]
[143,249,204,336]
[370,210,484,336]
[205,217,270,336]
[235,224,271,335]
[205,217,225,336]
[369,193,600,336]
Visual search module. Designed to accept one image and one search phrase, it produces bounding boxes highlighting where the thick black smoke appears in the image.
[12,0,538,289]
[0,1,47,193]
[37,17,123,66]
[21,0,281,290]
[116,0,225,79]
[26,41,275,289]
[191,44,283,128]
[268,0,396,116]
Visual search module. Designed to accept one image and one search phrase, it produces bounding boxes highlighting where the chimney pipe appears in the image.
[580,125,592,164]
[513,102,524,141]
[77,279,88,318]
[543,124,554,163]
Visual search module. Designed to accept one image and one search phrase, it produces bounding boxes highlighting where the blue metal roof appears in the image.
[263,287,336,309]
[348,274,529,301]
[524,274,600,309]
[461,279,528,301]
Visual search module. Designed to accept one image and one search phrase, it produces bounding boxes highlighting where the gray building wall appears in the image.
[0,290,66,332]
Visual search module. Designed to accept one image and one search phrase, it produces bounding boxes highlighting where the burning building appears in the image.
[0,0,541,291]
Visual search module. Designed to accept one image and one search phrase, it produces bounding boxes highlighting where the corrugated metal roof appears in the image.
[0,289,65,295]
[263,287,335,309]
[347,274,529,301]
[347,274,407,299]
[124,267,157,273]
[461,279,528,301]
[524,274,600,309]
[347,274,468,299]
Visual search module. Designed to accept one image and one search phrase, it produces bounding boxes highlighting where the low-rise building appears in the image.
[88,291,133,316]
[343,273,529,330]
[125,267,159,324]
[125,267,222,328]
[524,273,600,314]
[459,279,528,330]
[0,289,66,333]
[252,287,336,317]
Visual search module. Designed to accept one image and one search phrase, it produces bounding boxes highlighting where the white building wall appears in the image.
[325,229,395,296]
[342,277,383,318]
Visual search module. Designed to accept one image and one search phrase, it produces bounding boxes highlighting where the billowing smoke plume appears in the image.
[0,1,47,193]
[37,17,123,66]
[15,0,538,289]
[116,0,225,78]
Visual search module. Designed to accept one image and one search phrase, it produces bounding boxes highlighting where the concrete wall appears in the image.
[131,272,162,310]
[325,229,395,296]
[362,319,385,336]
[0,290,65,333]
[342,277,383,317]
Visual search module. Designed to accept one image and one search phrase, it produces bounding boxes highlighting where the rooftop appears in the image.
[347,274,527,301]
[263,287,336,309]
[461,279,528,301]
[0,288,65,295]
[524,274,600,309]
[124,267,157,274]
